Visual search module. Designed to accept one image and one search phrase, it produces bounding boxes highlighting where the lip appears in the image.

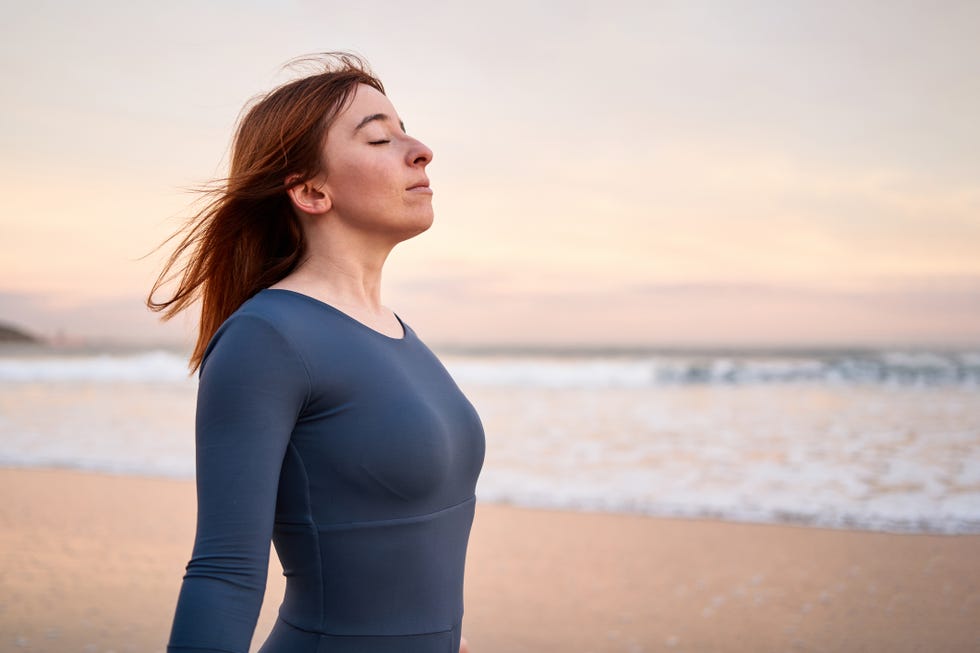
[407,179,432,193]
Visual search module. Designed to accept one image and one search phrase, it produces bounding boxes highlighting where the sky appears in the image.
[1,0,978,349]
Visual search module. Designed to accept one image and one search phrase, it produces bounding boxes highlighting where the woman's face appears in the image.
[318,83,434,240]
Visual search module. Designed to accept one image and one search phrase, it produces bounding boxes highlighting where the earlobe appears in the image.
[285,175,332,215]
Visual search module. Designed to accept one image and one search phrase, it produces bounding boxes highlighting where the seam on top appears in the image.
[235,310,314,413]
[261,287,411,342]
[277,614,456,639]
[313,495,476,532]
[280,440,324,630]
[300,444,326,632]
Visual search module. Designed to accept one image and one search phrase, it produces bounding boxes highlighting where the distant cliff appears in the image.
[0,323,39,343]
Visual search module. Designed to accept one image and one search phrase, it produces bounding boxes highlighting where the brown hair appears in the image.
[147,53,385,371]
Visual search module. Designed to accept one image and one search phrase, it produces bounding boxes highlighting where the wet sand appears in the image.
[1,467,977,652]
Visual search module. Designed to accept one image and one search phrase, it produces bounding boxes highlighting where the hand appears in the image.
[460,635,470,653]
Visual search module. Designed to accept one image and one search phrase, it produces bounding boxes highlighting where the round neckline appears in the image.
[259,288,409,342]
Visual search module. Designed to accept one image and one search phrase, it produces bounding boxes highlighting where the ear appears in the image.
[285,174,332,215]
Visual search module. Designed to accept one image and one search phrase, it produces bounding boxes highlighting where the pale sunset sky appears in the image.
[1,0,978,348]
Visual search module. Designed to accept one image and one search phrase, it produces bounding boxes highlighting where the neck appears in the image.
[287,222,396,314]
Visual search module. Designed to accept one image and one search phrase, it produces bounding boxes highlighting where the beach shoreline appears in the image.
[1,466,978,652]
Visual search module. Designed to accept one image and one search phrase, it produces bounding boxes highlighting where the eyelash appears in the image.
[368,140,390,145]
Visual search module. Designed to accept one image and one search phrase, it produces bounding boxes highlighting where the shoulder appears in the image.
[199,291,311,376]
[208,293,289,345]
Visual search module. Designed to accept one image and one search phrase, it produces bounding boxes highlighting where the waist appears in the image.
[261,615,462,653]
[272,496,476,637]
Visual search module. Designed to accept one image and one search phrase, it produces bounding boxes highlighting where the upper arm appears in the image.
[192,314,310,542]
[168,314,310,653]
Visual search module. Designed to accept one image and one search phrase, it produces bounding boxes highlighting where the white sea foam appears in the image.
[0,350,191,383]
[1,348,979,386]
[2,349,979,533]
[445,351,980,388]
[445,357,655,388]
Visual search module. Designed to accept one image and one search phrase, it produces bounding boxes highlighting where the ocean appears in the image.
[1,344,978,534]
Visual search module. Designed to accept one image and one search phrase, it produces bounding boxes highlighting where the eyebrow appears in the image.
[352,113,406,135]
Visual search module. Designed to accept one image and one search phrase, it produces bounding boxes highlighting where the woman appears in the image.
[149,53,485,653]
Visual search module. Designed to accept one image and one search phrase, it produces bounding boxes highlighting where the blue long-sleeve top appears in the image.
[167,288,486,653]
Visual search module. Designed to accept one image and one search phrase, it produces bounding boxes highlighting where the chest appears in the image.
[288,338,485,517]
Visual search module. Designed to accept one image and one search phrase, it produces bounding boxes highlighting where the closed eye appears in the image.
[368,139,390,145]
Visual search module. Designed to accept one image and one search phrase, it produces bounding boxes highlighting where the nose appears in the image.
[407,136,433,167]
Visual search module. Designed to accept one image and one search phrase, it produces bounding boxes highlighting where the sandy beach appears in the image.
[1,467,977,653]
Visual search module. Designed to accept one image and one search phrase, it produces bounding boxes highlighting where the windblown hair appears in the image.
[147,53,385,372]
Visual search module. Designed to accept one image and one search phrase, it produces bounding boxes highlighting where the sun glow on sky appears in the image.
[1,1,978,347]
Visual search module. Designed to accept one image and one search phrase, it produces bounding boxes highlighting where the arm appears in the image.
[168,314,310,653]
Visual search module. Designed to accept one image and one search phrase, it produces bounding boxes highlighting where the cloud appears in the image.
[392,272,980,348]
[2,274,977,349]
[2,1,978,350]
[0,291,194,346]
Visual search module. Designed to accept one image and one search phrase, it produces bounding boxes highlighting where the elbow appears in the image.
[182,552,268,592]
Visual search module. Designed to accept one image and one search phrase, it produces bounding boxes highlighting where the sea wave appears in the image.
[0,350,192,383]
[447,351,980,388]
[1,371,977,534]
[1,348,979,386]
[474,486,980,535]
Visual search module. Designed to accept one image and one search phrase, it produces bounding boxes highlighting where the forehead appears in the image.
[335,84,398,129]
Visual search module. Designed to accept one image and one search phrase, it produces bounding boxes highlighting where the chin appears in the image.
[406,209,435,234]
[404,217,434,239]
[385,211,433,243]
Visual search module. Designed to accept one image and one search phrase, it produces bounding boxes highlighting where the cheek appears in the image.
[333,158,400,202]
